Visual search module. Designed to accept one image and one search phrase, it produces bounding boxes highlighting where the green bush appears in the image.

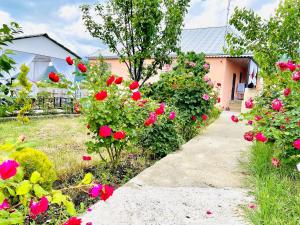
[13,147,57,190]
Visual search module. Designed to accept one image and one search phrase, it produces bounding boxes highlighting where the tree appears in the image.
[81,0,190,85]
[226,0,300,75]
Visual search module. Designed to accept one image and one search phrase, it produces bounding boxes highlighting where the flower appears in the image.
[63,217,82,225]
[202,94,210,101]
[286,61,296,71]
[132,91,141,101]
[77,63,87,73]
[256,132,267,143]
[231,115,239,123]
[217,82,221,87]
[106,75,115,86]
[113,131,126,140]
[293,139,300,150]
[100,185,114,201]
[30,196,49,219]
[18,134,26,142]
[155,103,165,115]
[82,156,92,161]
[0,160,19,180]
[248,203,256,209]
[244,132,254,141]
[283,88,291,97]
[245,98,254,109]
[292,72,300,81]
[95,91,108,101]
[115,77,123,84]
[202,114,208,121]
[0,199,9,210]
[206,210,212,215]
[217,97,221,103]
[271,157,280,167]
[89,184,102,198]
[99,126,111,138]
[248,120,253,125]
[169,111,176,120]
[86,124,90,129]
[191,115,197,121]
[144,113,157,126]
[203,63,209,70]
[129,81,139,90]
[271,99,283,111]
[203,74,210,82]
[255,115,262,121]
[66,56,73,65]
[48,72,59,82]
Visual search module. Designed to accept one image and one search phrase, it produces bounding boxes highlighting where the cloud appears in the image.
[256,0,280,20]
[0,10,13,24]
[58,4,81,21]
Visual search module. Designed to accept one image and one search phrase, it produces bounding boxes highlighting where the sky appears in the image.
[0,0,280,57]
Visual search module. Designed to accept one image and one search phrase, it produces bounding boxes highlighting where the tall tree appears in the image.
[226,0,300,75]
[81,0,190,84]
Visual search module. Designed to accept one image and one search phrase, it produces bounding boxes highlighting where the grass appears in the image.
[246,142,300,225]
[0,116,99,178]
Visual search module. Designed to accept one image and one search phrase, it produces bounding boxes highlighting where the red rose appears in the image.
[292,72,300,81]
[155,107,164,115]
[191,115,197,121]
[255,115,262,121]
[144,112,157,126]
[245,98,254,109]
[95,91,108,101]
[132,91,141,101]
[100,185,114,201]
[99,126,111,138]
[66,56,73,65]
[244,131,254,141]
[256,132,267,143]
[115,77,123,84]
[202,114,208,121]
[113,131,126,140]
[129,81,139,90]
[231,115,239,123]
[283,88,291,97]
[217,97,221,103]
[106,75,115,86]
[48,72,59,82]
[78,63,87,73]
[82,156,92,161]
[63,217,82,225]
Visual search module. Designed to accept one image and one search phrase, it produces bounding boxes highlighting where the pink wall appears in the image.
[89,57,248,107]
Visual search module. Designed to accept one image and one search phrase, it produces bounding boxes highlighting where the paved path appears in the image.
[81,111,252,225]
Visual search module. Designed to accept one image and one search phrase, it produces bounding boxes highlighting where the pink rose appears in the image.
[98,126,112,138]
[89,184,102,198]
[245,98,254,109]
[0,160,19,180]
[169,111,176,120]
[202,94,210,101]
[30,196,49,219]
[244,132,254,141]
[271,99,283,111]
[292,72,300,81]
[256,132,267,143]
[0,199,9,210]
[231,115,239,123]
[272,157,280,167]
[283,88,291,97]
[293,139,300,150]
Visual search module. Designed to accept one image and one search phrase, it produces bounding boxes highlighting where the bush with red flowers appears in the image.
[0,141,109,224]
[241,59,300,166]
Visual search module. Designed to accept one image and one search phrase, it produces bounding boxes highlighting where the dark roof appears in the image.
[13,33,81,59]
[89,26,252,59]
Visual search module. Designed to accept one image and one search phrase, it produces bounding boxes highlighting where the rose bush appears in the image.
[240,59,300,166]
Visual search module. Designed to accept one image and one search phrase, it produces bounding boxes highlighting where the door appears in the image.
[231,73,236,100]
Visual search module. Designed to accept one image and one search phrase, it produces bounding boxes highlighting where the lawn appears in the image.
[0,116,99,178]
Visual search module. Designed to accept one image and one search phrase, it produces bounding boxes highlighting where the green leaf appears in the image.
[64,200,76,216]
[16,180,31,195]
[81,172,93,185]
[0,191,5,203]
[33,184,48,198]
[30,171,41,184]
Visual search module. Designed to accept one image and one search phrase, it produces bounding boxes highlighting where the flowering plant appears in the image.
[240,59,300,166]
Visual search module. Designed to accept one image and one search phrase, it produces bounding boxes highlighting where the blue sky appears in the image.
[0,0,279,56]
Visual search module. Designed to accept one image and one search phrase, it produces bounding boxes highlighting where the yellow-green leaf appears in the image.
[81,173,93,185]
[64,200,76,216]
[0,191,5,203]
[33,184,48,198]
[30,171,41,184]
[16,180,31,195]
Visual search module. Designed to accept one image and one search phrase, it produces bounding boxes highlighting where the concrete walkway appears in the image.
[81,111,252,225]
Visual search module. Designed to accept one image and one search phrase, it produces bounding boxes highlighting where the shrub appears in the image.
[240,59,300,167]
[12,147,57,190]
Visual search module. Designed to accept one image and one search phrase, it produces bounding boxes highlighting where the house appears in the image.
[88,26,259,111]
[1,33,81,84]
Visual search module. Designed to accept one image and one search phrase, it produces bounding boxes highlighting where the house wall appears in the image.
[89,57,248,108]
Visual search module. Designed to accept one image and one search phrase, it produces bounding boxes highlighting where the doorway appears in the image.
[231,73,236,100]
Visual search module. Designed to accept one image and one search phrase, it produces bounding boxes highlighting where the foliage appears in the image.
[14,65,32,123]
[138,108,182,158]
[226,0,300,75]
[12,147,57,190]
[80,60,148,167]
[81,0,190,84]
[240,60,300,166]
[246,143,300,225]
[0,141,96,224]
